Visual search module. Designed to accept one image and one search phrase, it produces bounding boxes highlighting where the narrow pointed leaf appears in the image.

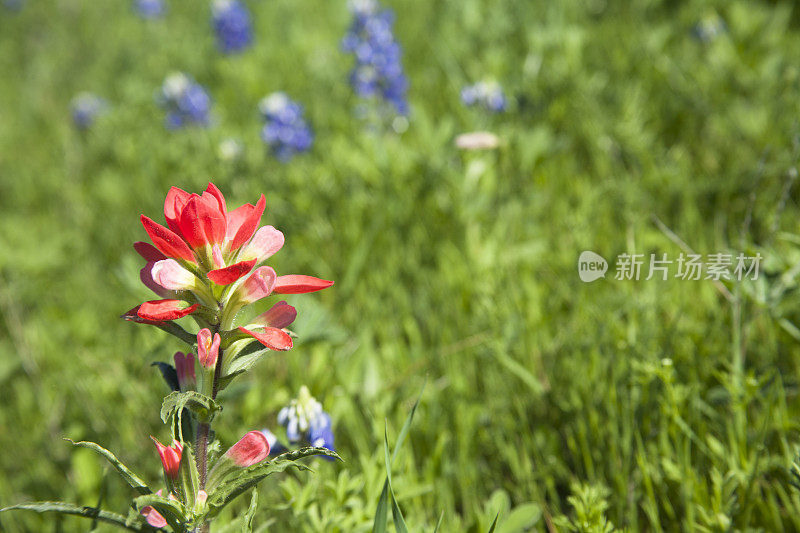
[242,488,258,533]
[372,481,390,533]
[0,502,145,532]
[65,439,151,495]
[487,513,499,533]
[206,447,340,515]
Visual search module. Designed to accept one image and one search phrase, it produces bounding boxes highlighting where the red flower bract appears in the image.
[274,275,334,294]
[207,259,256,285]
[137,300,199,321]
[239,326,293,351]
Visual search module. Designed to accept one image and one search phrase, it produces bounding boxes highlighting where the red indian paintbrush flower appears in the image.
[127,182,334,352]
[151,437,183,480]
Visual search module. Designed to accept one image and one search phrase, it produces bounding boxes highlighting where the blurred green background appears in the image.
[3,0,800,531]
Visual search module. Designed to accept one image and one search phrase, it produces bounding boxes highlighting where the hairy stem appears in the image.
[196,322,224,533]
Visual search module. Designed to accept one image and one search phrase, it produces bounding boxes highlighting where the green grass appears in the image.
[3,0,800,530]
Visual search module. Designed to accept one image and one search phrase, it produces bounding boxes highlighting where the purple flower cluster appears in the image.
[212,0,253,54]
[342,0,408,116]
[159,73,211,129]
[71,93,107,129]
[134,0,164,19]
[259,93,313,162]
[461,81,506,113]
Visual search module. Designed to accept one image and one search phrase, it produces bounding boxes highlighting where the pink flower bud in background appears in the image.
[225,431,270,467]
[239,266,277,303]
[151,437,183,480]
[454,131,500,150]
[197,328,221,368]
[151,259,196,291]
[173,352,196,391]
[255,301,297,329]
[239,225,284,263]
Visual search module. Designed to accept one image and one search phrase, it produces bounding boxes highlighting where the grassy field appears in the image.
[3,0,800,531]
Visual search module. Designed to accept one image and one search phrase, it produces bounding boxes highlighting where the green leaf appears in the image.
[242,487,258,533]
[372,381,425,533]
[65,439,151,496]
[372,481,390,533]
[392,380,426,465]
[497,504,541,532]
[160,391,221,440]
[487,513,499,533]
[133,494,188,533]
[1,501,146,531]
[176,444,199,508]
[206,447,340,515]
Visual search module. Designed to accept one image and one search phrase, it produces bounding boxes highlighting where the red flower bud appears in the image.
[225,430,270,467]
[151,437,183,480]
[197,328,221,368]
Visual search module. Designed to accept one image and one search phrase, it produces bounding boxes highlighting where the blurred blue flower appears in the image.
[159,73,211,129]
[277,386,335,455]
[342,0,408,116]
[135,0,164,19]
[3,0,24,10]
[212,0,253,54]
[71,93,108,129]
[258,92,313,162]
[461,81,506,113]
[692,12,726,43]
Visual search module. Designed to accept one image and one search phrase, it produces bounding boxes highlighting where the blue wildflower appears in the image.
[258,92,313,162]
[70,93,107,129]
[277,386,335,455]
[159,73,211,129]
[342,0,409,116]
[692,12,726,43]
[212,0,253,54]
[135,0,164,19]
[461,81,506,113]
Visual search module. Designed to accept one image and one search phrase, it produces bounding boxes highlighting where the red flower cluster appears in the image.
[125,183,333,351]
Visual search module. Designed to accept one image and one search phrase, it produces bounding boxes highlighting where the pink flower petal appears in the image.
[255,301,297,329]
[240,225,284,263]
[140,506,167,529]
[240,266,277,303]
[225,430,270,467]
